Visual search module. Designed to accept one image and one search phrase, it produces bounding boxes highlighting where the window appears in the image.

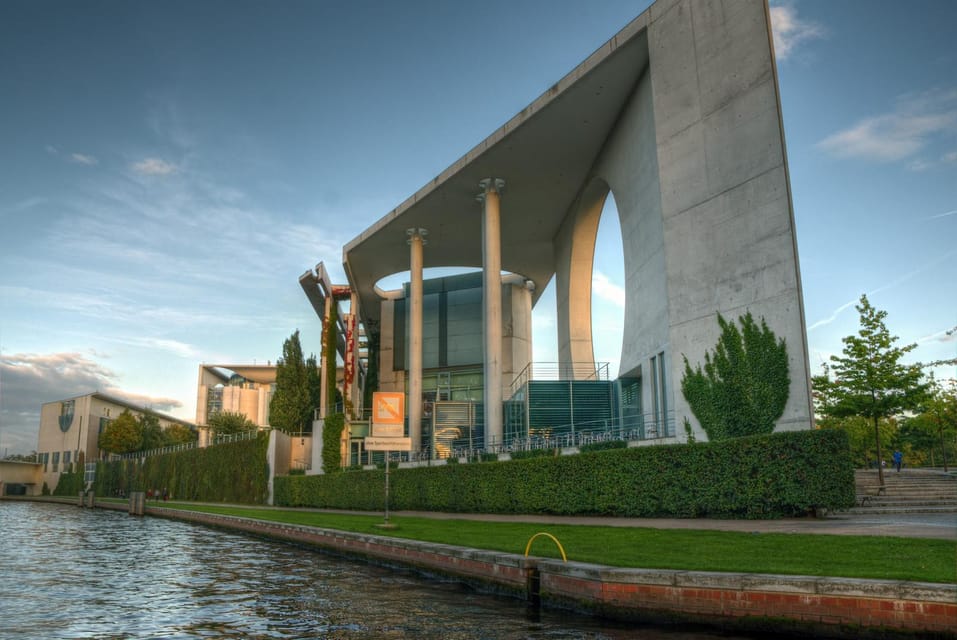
[650,351,668,435]
[52,451,60,472]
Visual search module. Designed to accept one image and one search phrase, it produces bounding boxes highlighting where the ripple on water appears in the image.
[1,502,762,639]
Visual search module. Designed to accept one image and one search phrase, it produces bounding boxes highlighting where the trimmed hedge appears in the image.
[275,430,855,518]
[87,433,270,504]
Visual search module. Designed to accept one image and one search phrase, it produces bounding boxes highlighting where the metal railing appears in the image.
[509,361,610,398]
[384,411,676,464]
[113,427,266,461]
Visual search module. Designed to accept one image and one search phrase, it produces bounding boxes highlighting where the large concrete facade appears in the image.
[555,0,811,435]
[340,0,813,443]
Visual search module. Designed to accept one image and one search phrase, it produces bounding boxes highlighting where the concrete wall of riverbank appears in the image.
[75,501,951,639]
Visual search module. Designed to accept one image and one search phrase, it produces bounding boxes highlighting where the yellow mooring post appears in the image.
[524,532,567,562]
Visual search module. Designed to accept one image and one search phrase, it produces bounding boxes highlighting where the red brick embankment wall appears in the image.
[96,501,957,638]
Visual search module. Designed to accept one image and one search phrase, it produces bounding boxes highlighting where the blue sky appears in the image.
[1,1,955,455]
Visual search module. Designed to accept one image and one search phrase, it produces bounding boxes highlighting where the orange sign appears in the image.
[372,392,404,425]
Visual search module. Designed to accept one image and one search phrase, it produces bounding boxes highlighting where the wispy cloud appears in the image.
[592,270,625,308]
[818,89,957,162]
[69,153,98,166]
[917,326,957,345]
[769,4,825,61]
[927,209,957,220]
[131,157,178,175]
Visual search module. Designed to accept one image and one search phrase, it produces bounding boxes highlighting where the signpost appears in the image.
[367,392,412,527]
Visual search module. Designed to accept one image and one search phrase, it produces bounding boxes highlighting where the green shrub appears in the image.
[510,448,557,460]
[90,433,269,504]
[322,413,346,473]
[275,430,855,518]
[52,470,85,496]
[579,440,627,453]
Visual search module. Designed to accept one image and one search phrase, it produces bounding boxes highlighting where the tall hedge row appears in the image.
[275,430,855,518]
[89,433,270,504]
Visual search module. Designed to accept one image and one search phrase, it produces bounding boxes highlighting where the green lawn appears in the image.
[150,502,956,585]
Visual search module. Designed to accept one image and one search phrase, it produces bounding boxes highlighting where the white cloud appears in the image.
[0,352,183,455]
[818,89,957,162]
[943,150,957,163]
[131,157,178,175]
[69,153,98,166]
[591,270,625,308]
[769,4,824,61]
[928,209,957,220]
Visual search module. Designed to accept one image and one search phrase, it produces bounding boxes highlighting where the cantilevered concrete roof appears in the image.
[343,12,651,327]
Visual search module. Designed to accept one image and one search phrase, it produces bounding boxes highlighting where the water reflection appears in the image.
[0,502,754,639]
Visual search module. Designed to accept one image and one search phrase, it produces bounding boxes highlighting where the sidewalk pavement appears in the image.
[297,507,957,540]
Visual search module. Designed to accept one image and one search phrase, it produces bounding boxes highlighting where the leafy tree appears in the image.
[138,411,165,451]
[163,423,197,446]
[912,376,957,471]
[207,411,256,437]
[827,295,928,487]
[305,353,322,434]
[98,410,143,454]
[269,330,312,434]
[818,415,896,468]
[681,312,790,441]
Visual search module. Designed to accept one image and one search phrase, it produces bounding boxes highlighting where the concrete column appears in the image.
[406,227,428,454]
[477,178,505,448]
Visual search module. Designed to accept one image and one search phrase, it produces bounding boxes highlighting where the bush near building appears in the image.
[55,433,270,504]
[275,430,854,519]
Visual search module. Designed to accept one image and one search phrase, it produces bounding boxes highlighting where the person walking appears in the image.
[892,450,903,472]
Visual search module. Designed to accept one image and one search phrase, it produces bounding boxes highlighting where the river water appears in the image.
[0,502,759,639]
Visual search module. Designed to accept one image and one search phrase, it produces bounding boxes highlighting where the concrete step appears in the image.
[855,499,957,508]
[844,505,957,515]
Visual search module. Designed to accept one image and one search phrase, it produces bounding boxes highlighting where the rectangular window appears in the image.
[52,451,60,472]
[649,351,668,436]
[42,452,49,472]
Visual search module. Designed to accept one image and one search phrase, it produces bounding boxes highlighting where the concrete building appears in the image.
[36,392,194,492]
[307,0,813,453]
[195,364,278,446]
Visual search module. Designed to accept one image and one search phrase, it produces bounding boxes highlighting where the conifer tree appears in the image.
[269,330,311,433]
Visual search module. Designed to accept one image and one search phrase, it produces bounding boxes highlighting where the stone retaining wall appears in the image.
[96,501,957,638]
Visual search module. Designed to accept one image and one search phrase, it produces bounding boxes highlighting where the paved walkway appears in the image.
[300,507,957,540]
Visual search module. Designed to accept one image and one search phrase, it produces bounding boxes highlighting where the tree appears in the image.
[681,312,790,441]
[98,410,143,454]
[138,411,165,451]
[269,330,312,433]
[916,376,957,471]
[305,353,322,433]
[207,411,255,437]
[827,295,928,487]
[163,423,198,446]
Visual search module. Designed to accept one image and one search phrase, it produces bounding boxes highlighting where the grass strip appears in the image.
[151,502,956,584]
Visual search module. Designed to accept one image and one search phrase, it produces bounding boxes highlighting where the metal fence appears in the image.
[394,410,676,463]
[113,428,265,462]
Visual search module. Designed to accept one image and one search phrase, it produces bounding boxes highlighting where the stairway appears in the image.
[848,469,957,515]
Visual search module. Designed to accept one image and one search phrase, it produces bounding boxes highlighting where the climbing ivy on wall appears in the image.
[681,312,789,441]
[324,300,339,416]
[322,413,346,473]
